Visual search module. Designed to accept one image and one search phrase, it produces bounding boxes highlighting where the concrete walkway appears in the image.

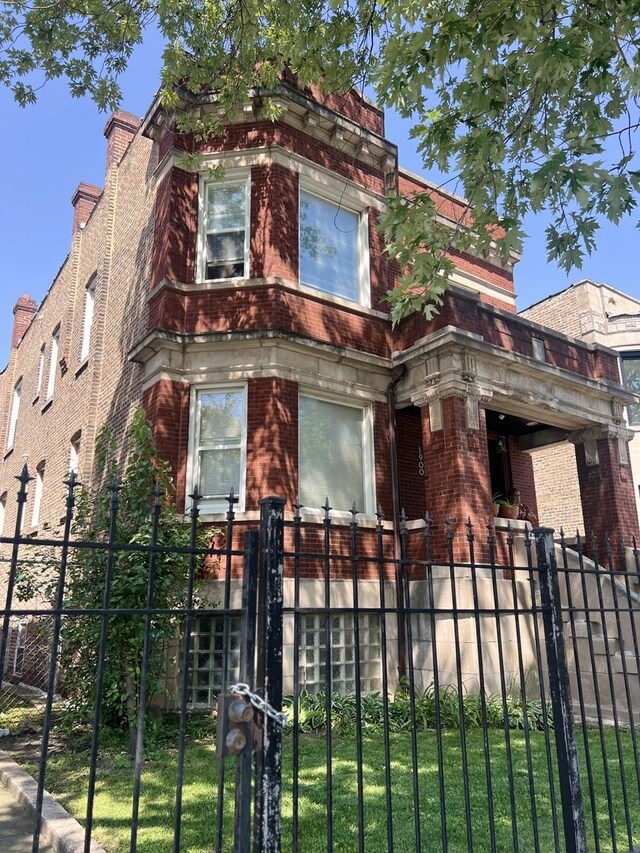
[0,782,54,852]
[0,751,106,853]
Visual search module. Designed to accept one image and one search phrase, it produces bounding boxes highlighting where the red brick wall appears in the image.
[397,407,426,520]
[143,379,190,512]
[421,398,492,561]
[150,169,198,288]
[148,283,392,355]
[394,288,620,384]
[175,122,387,196]
[507,436,538,521]
[11,296,37,349]
[373,400,393,519]
[246,377,298,509]
[576,438,639,548]
[250,164,298,281]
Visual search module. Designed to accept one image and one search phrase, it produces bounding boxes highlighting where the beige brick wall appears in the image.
[531,443,585,535]
[0,128,155,540]
[522,285,584,339]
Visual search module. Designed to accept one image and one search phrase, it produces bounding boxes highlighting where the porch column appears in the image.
[570,424,638,549]
[419,390,493,561]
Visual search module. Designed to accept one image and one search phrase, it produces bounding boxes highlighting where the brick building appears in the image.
[522,279,640,533]
[0,82,638,695]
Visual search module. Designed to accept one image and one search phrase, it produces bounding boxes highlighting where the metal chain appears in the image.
[229,682,287,727]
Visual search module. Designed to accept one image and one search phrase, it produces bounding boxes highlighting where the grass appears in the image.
[16,725,640,853]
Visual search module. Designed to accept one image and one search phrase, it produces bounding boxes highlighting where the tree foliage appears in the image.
[3,0,640,318]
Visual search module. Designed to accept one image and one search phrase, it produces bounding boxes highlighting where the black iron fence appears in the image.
[0,469,638,852]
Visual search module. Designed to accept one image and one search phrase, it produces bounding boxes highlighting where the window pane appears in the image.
[300,192,359,301]
[299,396,364,511]
[200,449,241,497]
[206,184,245,231]
[621,355,640,425]
[207,232,245,265]
[200,391,244,442]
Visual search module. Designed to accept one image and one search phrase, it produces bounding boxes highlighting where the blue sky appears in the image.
[1,38,638,370]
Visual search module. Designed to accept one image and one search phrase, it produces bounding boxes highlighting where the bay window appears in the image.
[299,187,369,305]
[199,178,249,281]
[188,385,247,512]
[298,393,374,513]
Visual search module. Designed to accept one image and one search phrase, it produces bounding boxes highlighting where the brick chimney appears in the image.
[12,295,37,349]
[103,110,142,169]
[71,182,102,235]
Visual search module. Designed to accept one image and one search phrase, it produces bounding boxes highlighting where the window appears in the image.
[46,327,60,400]
[69,432,81,474]
[298,613,381,694]
[188,616,240,706]
[532,337,546,361]
[36,345,45,397]
[199,179,249,281]
[31,462,45,528]
[188,386,247,512]
[299,188,369,304]
[621,353,640,425]
[0,493,6,536]
[298,394,374,513]
[6,378,21,448]
[80,277,96,362]
[13,620,27,677]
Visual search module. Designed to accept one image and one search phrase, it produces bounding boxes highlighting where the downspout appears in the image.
[387,365,407,680]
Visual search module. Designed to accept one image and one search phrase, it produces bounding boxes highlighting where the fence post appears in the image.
[535,527,587,853]
[254,497,285,853]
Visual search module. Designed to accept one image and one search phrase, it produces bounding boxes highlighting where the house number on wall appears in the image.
[418,447,425,477]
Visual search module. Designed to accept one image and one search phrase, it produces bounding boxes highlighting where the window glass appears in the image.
[31,462,45,527]
[80,278,96,362]
[621,354,640,425]
[7,379,21,448]
[204,182,247,280]
[46,328,59,400]
[300,191,360,302]
[195,388,246,508]
[188,616,240,706]
[297,613,381,694]
[299,395,365,511]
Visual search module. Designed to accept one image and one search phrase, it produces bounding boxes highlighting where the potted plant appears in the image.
[498,496,520,520]
[492,493,504,517]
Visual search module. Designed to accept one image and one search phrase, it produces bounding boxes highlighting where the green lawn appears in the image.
[20,729,639,852]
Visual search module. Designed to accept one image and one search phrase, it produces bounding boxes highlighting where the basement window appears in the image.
[298,613,381,694]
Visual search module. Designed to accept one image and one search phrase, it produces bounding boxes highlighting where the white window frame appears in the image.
[186,383,248,514]
[197,173,251,284]
[0,492,6,536]
[46,327,60,400]
[69,432,81,474]
[13,619,27,677]
[298,390,375,515]
[7,378,21,449]
[31,462,45,528]
[298,181,370,308]
[80,277,96,362]
[36,345,45,397]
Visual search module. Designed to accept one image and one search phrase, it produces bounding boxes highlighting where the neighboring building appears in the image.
[0,80,638,696]
[522,280,640,533]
